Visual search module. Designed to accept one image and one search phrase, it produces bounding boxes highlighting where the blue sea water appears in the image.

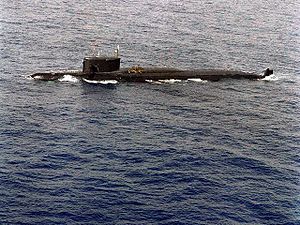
[0,0,300,224]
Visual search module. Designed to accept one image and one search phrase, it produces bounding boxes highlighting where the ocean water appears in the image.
[1,0,300,224]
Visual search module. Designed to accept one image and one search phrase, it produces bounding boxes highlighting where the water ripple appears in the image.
[1,0,299,224]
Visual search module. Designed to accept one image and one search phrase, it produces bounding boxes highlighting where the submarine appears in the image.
[30,50,273,83]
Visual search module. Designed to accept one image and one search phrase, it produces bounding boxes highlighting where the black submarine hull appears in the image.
[31,67,272,82]
[30,56,273,82]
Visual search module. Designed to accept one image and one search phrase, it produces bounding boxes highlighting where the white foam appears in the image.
[83,78,118,84]
[24,75,34,80]
[146,79,181,84]
[261,74,279,82]
[99,80,118,84]
[145,80,162,84]
[187,78,208,83]
[58,75,79,83]
[32,75,43,80]
[158,79,182,84]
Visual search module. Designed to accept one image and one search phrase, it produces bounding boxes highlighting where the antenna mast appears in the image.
[114,45,120,58]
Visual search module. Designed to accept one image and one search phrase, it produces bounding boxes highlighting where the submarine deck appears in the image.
[31,67,266,82]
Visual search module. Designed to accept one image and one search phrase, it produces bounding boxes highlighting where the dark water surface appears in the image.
[1,0,300,224]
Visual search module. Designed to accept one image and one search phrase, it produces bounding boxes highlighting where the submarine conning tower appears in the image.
[82,56,121,73]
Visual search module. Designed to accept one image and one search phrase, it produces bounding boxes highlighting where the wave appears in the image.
[146,79,209,85]
[261,74,279,82]
[187,78,208,83]
[146,79,182,84]
[82,78,118,85]
[24,75,34,80]
[58,75,79,83]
